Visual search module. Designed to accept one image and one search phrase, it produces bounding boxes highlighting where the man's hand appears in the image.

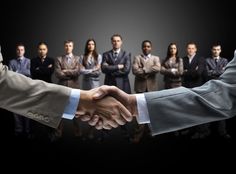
[78,85,138,130]
[76,87,134,130]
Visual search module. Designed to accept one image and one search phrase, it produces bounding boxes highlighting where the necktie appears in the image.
[215,59,218,66]
[67,56,71,64]
[114,52,118,61]
[17,59,22,71]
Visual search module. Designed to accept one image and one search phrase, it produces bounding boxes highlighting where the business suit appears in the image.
[161,58,184,89]
[182,55,206,88]
[0,47,71,128]
[102,50,131,94]
[206,57,228,80]
[9,56,31,135]
[55,54,80,88]
[145,52,236,136]
[132,54,160,93]
[31,56,54,83]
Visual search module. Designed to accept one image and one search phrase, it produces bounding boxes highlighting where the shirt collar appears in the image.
[113,49,121,54]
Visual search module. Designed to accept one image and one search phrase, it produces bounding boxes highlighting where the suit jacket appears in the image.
[160,58,183,86]
[31,56,54,83]
[55,54,80,88]
[205,57,228,80]
[144,51,236,136]
[9,57,31,77]
[182,55,206,88]
[132,54,160,92]
[0,47,71,128]
[102,49,131,93]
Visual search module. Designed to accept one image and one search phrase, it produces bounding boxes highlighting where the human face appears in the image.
[111,36,122,50]
[142,42,152,55]
[211,45,221,57]
[169,44,177,56]
[38,44,48,58]
[186,44,197,57]
[87,41,95,52]
[16,46,25,57]
[64,42,74,54]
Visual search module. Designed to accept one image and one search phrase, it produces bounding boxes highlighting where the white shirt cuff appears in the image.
[62,89,80,119]
[135,94,150,124]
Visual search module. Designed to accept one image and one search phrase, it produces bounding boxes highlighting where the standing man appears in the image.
[55,40,81,137]
[182,42,209,139]
[102,34,131,94]
[9,43,31,138]
[102,34,131,140]
[132,40,160,142]
[205,43,230,139]
[30,42,57,141]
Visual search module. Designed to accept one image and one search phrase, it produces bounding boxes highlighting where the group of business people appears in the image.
[0,34,236,142]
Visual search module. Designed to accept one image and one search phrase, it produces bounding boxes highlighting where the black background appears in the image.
[0,0,236,171]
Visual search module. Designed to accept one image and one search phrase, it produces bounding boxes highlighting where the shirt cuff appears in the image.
[62,89,80,120]
[135,94,150,124]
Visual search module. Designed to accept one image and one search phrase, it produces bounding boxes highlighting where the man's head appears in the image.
[211,43,222,58]
[38,42,48,58]
[16,43,25,58]
[111,34,123,50]
[64,40,74,55]
[186,42,197,57]
[142,40,152,56]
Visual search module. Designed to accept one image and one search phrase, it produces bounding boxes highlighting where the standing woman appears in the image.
[161,43,183,89]
[80,39,102,90]
[80,39,102,140]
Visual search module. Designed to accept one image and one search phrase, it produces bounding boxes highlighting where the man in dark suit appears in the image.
[102,34,131,94]
[183,42,206,88]
[101,34,131,140]
[182,42,209,139]
[30,42,57,141]
[30,42,54,83]
[205,43,230,139]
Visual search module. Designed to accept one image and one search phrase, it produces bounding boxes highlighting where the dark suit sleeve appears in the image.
[111,53,131,77]
[101,53,119,73]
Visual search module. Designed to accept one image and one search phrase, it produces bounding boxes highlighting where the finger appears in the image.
[88,115,99,126]
[103,124,112,130]
[119,103,133,122]
[95,120,103,130]
[113,115,126,125]
[80,115,91,122]
[104,117,119,128]
[92,86,109,100]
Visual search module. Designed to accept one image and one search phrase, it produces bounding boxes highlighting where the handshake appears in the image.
[76,85,138,130]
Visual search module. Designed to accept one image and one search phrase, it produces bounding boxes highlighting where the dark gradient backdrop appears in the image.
[1,0,236,90]
[0,0,236,168]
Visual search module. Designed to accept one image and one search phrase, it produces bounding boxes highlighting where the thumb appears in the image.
[92,88,107,100]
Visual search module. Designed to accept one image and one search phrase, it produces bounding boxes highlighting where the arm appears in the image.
[0,60,71,128]
[54,57,71,80]
[37,59,54,76]
[111,53,131,77]
[132,56,145,78]
[143,56,161,74]
[101,53,119,74]
[145,55,236,136]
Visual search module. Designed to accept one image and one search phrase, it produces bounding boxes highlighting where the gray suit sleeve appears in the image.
[145,54,236,136]
[0,60,72,128]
